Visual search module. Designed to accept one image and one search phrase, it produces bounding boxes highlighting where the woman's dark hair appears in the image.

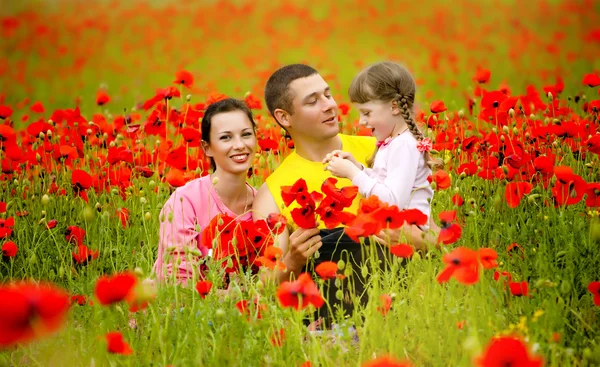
[201,98,257,171]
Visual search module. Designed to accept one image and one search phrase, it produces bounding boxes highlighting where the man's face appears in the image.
[285,74,339,141]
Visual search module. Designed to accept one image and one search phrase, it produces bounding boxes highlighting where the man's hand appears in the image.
[283,227,322,276]
[323,150,361,168]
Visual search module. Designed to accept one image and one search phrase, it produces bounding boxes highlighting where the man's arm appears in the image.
[253,183,322,283]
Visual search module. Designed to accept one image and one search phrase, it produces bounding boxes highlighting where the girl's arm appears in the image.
[351,139,420,209]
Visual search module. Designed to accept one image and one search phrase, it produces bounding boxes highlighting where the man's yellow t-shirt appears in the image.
[265,134,376,230]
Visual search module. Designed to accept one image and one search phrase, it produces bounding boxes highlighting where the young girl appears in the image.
[154,98,258,285]
[323,61,439,230]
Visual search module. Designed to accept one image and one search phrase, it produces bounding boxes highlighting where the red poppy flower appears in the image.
[508,281,529,297]
[1,240,17,257]
[582,73,600,88]
[72,169,92,191]
[474,68,491,84]
[290,204,318,229]
[585,135,600,155]
[430,100,447,113]
[256,246,285,271]
[552,166,587,206]
[437,211,462,245]
[321,177,358,208]
[505,182,533,208]
[195,281,212,298]
[269,328,285,347]
[478,248,498,269]
[281,178,309,207]
[276,273,324,310]
[72,244,99,265]
[0,216,14,238]
[94,272,137,306]
[106,331,133,355]
[116,208,129,228]
[173,70,194,89]
[71,295,88,306]
[362,356,413,367]
[0,202,6,213]
[0,105,14,119]
[244,93,262,109]
[371,205,405,230]
[376,294,393,316]
[588,281,600,306]
[476,336,542,367]
[266,213,287,235]
[433,170,451,190]
[390,244,414,259]
[452,194,464,206]
[585,183,600,207]
[235,299,267,320]
[96,90,110,106]
[400,208,429,226]
[315,261,340,280]
[0,281,70,348]
[437,247,479,285]
[65,226,86,246]
[45,219,58,230]
[258,138,279,152]
[506,243,525,258]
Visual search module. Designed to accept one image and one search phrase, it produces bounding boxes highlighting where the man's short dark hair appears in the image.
[264,64,319,124]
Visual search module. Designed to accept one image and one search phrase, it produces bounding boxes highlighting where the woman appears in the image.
[154,98,257,285]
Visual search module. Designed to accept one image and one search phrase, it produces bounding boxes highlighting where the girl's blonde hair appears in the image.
[348,61,442,170]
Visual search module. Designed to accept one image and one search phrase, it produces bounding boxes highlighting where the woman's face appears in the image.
[204,110,257,175]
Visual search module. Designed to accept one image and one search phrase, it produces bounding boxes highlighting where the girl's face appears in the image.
[354,100,398,142]
[203,110,257,175]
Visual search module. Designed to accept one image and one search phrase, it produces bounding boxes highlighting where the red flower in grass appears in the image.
[507,243,525,259]
[315,261,341,280]
[321,177,358,208]
[116,208,129,228]
[45,219,58,229]
[582,73,600,88]
[452,194,464,206]
[72,244,99,265]
[106,331,133,355]
[476,336,543,367]
[437,211,462,245]
[96,90,110,106]
[478,248,498,269]
[0,216,14,239]
[362,356,413,367]
[377,294,393,316]
[0,281,70,348]
[585,183,600,207]
[437,247,479,285]
[173,70,194,89]
[433,170,451,190]
[1,241,17,257]
[256,246,286,271]
[266,213,287,235]
[269,328,285,347]
[508,281,529,297]
[94,272,137,306]
[0,202,6,213]
[588,281,600,306]
[430,100,447,113]
[291,204,318,229]
[390,244,414,259]
[195,281,212,298]
[235,299,267,320]
[65,226,86,246]
[552,166,587,206]
[474,68,491,84]
[505,182,533,208]
[71,295,88,306]
[277,273,324,310]
[258,138,279,152]
[244,93,262,110]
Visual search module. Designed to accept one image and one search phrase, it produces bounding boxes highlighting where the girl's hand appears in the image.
[323,150,363,170]
[324,155,362,180]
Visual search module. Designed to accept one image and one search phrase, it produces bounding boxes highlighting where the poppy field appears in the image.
[1,0,600,366]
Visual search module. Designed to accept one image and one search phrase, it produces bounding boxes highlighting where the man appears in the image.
[253,64,437,322]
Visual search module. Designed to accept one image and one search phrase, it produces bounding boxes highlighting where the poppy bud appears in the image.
[492,127,498,134]
[502,126,509,134]
[512,127,519,135]
[111,188,119,196]
[334,278,342,287]
[590,221,600,243]
[41,210,46,216]
[36,153,41,162]
[547,92,553,100]
[29,253,38,265]
[140,197,147,205]
[552,118,560,124]
[337,259,345,270]
[527,194,539,204]
[48,119,54,125]
[86,129,92,135]
[145,212,151,221]
[186,94,192,101]
[525,132,530,140]
[109,141,116,148]
[508,108,515,118]
[560,280,571,294]
[430,182,437,190]
[168,212,174,223]
[412,252,421,261]
[502,165,509,174]
[212,176,219,186]
[41,194,50,206]
[458,110,464,118]
[544,117,550,124]
[58,266,64,279]
[335,290,343,301]
[149,180,156,189]
[215,308,226,318]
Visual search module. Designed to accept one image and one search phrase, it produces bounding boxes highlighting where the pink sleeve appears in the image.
[155,187,206,285]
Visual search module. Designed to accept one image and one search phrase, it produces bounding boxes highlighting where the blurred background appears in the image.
[1,0,599,118]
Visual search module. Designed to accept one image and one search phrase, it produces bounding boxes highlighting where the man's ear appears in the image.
[201,140,212,157]
[391,100,401,116]
[273,108,291,129]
